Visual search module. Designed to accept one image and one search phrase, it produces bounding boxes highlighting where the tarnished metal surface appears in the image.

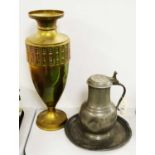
[79,72,126,133]
[65,114,132,150]
[65,72,131,150]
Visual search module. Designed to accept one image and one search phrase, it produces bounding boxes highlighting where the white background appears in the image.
[20,0,135,109]
[1,0,155,155]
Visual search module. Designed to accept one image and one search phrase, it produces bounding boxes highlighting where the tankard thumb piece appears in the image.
[65,71,132,150]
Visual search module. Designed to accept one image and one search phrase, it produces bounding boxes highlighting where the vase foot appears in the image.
[36,109,67,131]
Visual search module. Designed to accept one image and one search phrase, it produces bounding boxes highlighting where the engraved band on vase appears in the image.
[26,43,70,67]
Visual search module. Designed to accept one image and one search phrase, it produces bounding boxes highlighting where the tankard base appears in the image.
[36,109,67,131]
[65,114,132,150]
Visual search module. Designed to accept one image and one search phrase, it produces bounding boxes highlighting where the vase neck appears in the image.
[36,19,57,30]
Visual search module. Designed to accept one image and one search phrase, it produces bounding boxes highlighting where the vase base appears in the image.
[36,109,67,131]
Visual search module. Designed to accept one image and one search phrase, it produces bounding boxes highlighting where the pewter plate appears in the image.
[65,114,132,150]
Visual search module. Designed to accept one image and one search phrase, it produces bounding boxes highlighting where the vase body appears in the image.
[25,10,70,131]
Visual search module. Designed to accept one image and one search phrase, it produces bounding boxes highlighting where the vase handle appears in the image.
[111,71,126,110]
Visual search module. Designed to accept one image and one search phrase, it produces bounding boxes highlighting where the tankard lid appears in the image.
[87,74,112,88]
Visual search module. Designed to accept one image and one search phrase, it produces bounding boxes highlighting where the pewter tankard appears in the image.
[79,71,126,134]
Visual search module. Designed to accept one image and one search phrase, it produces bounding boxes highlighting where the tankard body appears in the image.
[79,72,126,133]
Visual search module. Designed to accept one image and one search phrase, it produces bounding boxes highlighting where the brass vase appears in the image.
[25,10,70,131]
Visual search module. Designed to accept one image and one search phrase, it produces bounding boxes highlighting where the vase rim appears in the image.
[29,10,64,20]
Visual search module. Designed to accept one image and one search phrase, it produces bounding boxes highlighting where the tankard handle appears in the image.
[111,71,126,110]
